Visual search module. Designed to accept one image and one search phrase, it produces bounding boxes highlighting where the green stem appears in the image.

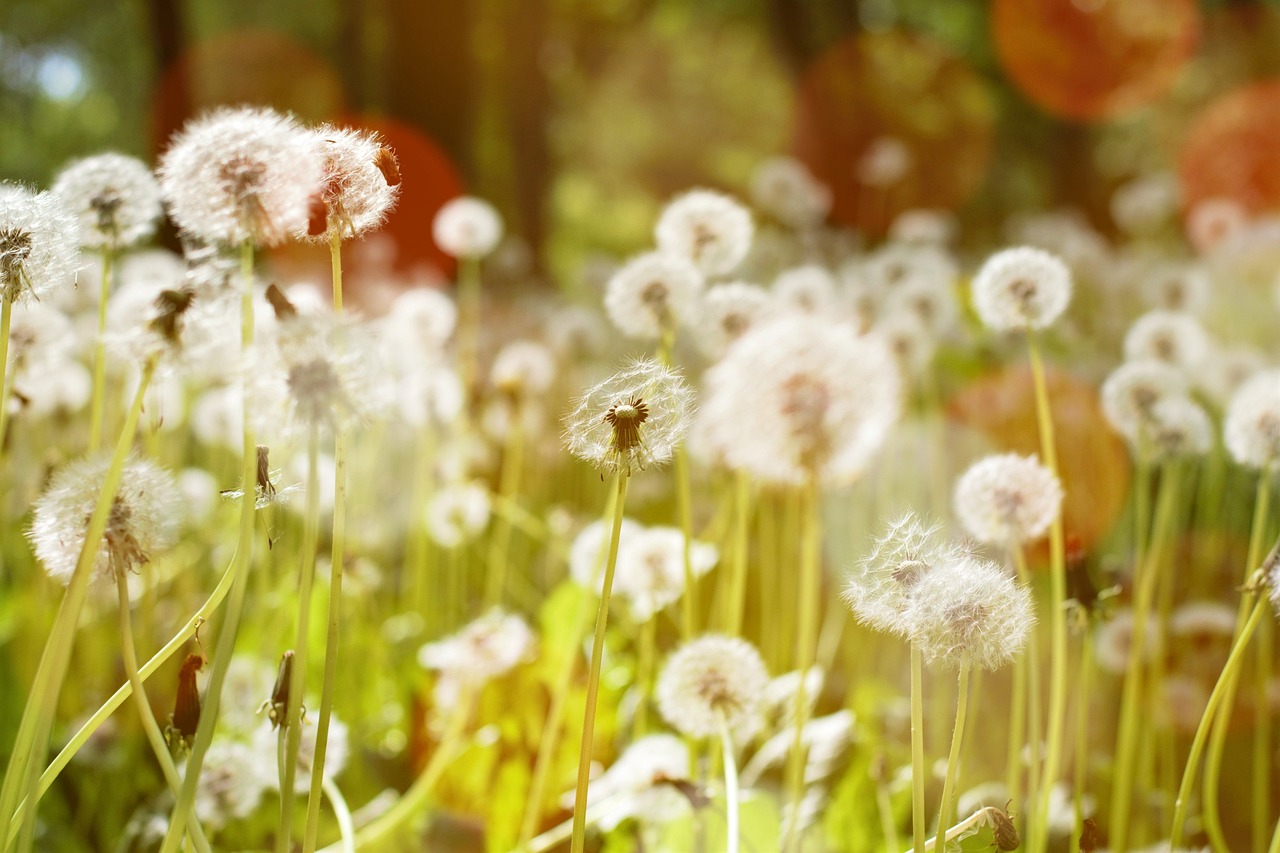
[934,663,972,848]
[782,477,821,853]
[911,646,926,853]
[159,239,258,853]
[280,427,321,852]
[1070,625,1095,853]
[674,446,697,640]
[1026,334,1067,853]
[1171,595,1270,847]
[1,355,156,851]
[726,471,751,637]
[405,427,437,616]
[88,250,113,453]
[321,776,354,853]
[0,298,13,456]
[486,402,524,606]
[1012,547,1042,815]
[1252,615,1273,853]
[717,708,741,853]
[115,571,211,853]
[569,472,630,853]
[632,617,656,739]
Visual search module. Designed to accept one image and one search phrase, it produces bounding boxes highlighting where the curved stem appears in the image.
[716,708,741,853]
[934,663,972,847]
[321,776,354,853]
[569,472,630,853]
[88,250,113,453]
[782,477,821,852]
[911,646,926,853]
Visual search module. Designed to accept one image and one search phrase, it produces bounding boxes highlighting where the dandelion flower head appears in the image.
[971,246,1072,332]
[657,634,770,739]
[843,512,955,636]
[418,609,535,705]
[749,156,831,230]
[697,281,771,358]
[1123,310,1209,372]
[0,183,80,304]
[953,453,1063,546]
[603,250,704,340]
[308,125,400,240]
[655,189,754,276]
[52,152,162,250]
[432,195,503,259]
[903,555,1034,670]
[1100,359,1190,446]
[1225,369,1280,468]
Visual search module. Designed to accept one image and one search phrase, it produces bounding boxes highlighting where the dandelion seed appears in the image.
[954,453,1063,546]
[603,251,704,340]
[655,189,754,276]
[52,152,162,250]
[0,183,80,304]
[432,196,503,259]
[843,512,955,636]
[656,634,770,740]
[564,359,693,476]
[971,246,1073,332]
[307,125,399,240]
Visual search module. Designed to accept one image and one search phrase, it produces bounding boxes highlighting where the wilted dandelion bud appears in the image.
[1123,310,1209,372]
[657,634,770,740]
[307,125,399,240]
[843,512,954,635]
[749,156,831,229]
[1101,359,1189,445]
[432,196,503,259]
[1224,369,1280,468]
[697,281,770,358]
[1143,396,1212,459]
[654,189,754,276]
[52,153,162,251]
[970,246,1072,332]
[158,106,323,247]
[953,453,1062,547]
[0,183,79,304]
[614,526,719,621]
[418,609,535,706]
[28,454,182,584]
[903,555,1034,670]
[424,481,492,548]
[564,358,694,476]
[773,264,837,315]
[603,251,704,340]
[490,339,556,398]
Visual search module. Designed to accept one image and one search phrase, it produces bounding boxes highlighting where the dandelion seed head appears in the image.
[490,339,556,397]
[1123,310,1209,372]
[565,734,691,830]
[418,609,535,706]
[1170,601,1236,640]
[971,246,1072,332]
[432,196,502,259]
[861,243,958,293]
[1101,359,1190,445]
[954,453,1062,546]
[696,281,771,358]
[1142,396,1212,459]
[750,156,831,229]
[655,189,754,276]
[1093,608,1160,675]
[190,740,271,830]
[0,183,79,304]
[28,454,183,585]
[158,106,322,247]
[857,136,912,186]
[307,125,398,240]
[1225,370,1280,468]
[569,517,641,592]
[889,209,957,246]
[772,264,837,315]
[657,634,770,739]
[604,251,704,340]
[614,526,719,622]
[874,311,936,377]
[52,153,162,250]
[424,481,491,548]
[843,512,954,636]
[1140,262,1209,314]
[564,359,693,476]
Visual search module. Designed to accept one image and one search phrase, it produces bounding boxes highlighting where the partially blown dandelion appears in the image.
[564,359,693,476]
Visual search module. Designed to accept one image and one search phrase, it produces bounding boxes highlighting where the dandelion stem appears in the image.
[726,471,751,637]
[321,776,354,853]
[0,354,156,852]
[115,571,212,853]
[303,227,351,853]
[1011,547,1042,817]
[1026,333,1068,853]
[159,239,258,853]
[279,425,322,852]
[935,662,972,849]
[88,249,113,453]
[782,476,822,852]
[0,298,13,456]
[486,400,525,607]
[569,471,630,853]
[716,707,741,853]
[675,446,697,639]
[911,645,926,853]
[1069,623,1095,853]
[633,616,656,739]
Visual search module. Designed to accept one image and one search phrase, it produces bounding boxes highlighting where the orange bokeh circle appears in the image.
[1179,80,1280,225]
[993,0,1199,122]
[791,30,995,237]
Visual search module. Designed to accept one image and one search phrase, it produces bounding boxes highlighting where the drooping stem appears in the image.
[88,250,113,453]
[115,571,212,853]
[569,472,631,853]
[159,239,259,853]
[717,707,742,853]
[1,354,157,852]
[910,646,926,853]
[782,476,822,853]
[934,663,972,849]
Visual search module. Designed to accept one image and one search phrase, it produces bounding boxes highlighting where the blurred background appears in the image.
[3,0,1280,288]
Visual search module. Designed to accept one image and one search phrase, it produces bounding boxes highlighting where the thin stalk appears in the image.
[726,471,751,636]
[716,708,741,853]
[304,230,350,852]
[1011,548,1042,814]
[159,239,259,853]
[911,646,926,853]
[1026,334,1068,853]
[632,617,656,739]
[782,477,821,853]
[321,776,354,853]
[457,256,481,406]
[486,402,525,606]
[1252,616,1273,853]
[569,472,631,853]
[88,250,113,453]
[0,298,13,455]
[2,355,156,851]
[405,427,437,616]
[1171,596,1269,847]
[1069,626,1095,853]
[279,427,322,852]
[934,663,972,848]
[875,762,901,852]
[517,632,582,848]
[115,572,211,853]
[674,445,698,640]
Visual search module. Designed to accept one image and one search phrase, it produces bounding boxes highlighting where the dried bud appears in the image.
[258,650,297,730]
[265,283,298,321]
[167,653,205,752]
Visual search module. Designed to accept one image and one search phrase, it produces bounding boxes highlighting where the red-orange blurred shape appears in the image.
[947,364,1130,558]
[791,30,995,237]
[1179,81,1280,228]
[993,0,1199,122]
[149,28,347,156]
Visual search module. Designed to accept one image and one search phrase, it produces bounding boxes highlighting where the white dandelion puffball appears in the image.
[1140,262,1209,315]
[28,454,183,584]
[432,196,502,259]
[875,312,937,377]
[1100,360,1190,445]
[954,453,1062,546]
[490,339,556,397]
[569,517,641,592]
[0,183,80,304]
[418,609,535,704]
[571,734,692,831]
[700,316,901,485]
[603,250,704,340]
[749,156,831,229]
[52,152,162,250]
[773,264,837,315]
[563,358,694,476]
[191,740,272,830]
[424,481,492,548]
[657,634,770,740]
[843,512,955,636]
[309,125,400,240]
[1225,370,1280,468]
[614,526,719,622]
[1143,396,1212,459]
[158,106,323,247]
[1196,345,1265,408]
[697,281,771,358]
[890,209,957,246]
[252,713,350,792]
[857,136,913,186]
[655,189,754,276]
[1123,310,1209,372]
[903,555,1034,671]
[1093,609,1159,675]
[970,246,1072,332]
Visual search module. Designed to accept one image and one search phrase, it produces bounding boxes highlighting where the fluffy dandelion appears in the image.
[1123,310,1209,372]
[0,183,80,304]
[696,281,770,358]
[1142,396,1212,459]
[563,358,694,476]
[857,136,913,186]
[654,189,754,276]
[772,264,837,315]
[953,453,1063,546]
[614,526,719,621]
[158,106,323,247]
[490,339,556,397]
[656,634,769,740]
[432,196,503,259]
[1140,262,1209,314]
[424,481,492,548]
[569,517,641,591]
[1101,359,1190,446]
[418,609,534,706]
[603,251,703,341]
[307,125,399,240]
[28,454,183,584]
[970,246,1072,332]
[52,153,162,251]
[565,734,692,832]
[843,512,954,636]
[190,740,273,830]
[1224,369,1280,468]
[890,209,957,245]
[749,156,831,229]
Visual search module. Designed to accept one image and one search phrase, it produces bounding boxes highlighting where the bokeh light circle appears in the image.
[993,0,1199,122]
